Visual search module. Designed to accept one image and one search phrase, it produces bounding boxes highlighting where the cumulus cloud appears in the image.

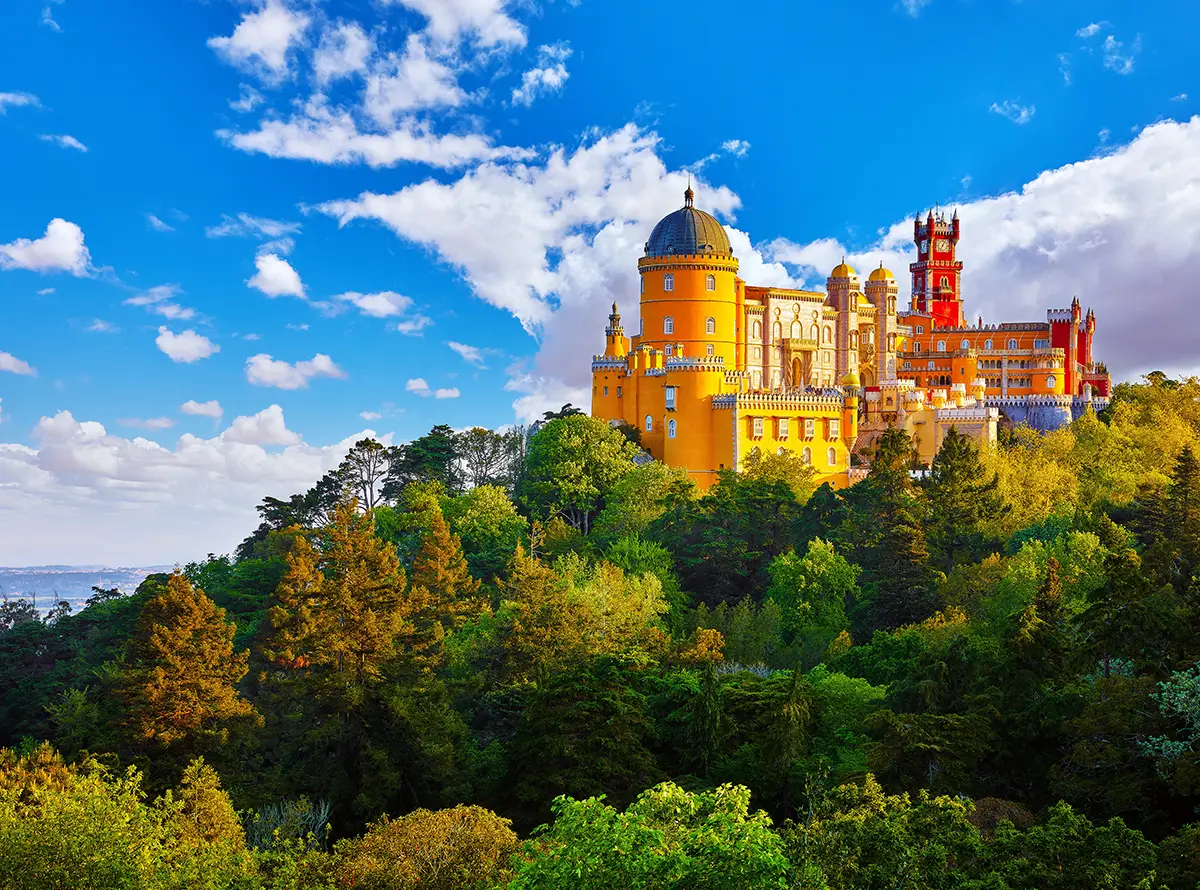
[156,326,219,363]
[405,377,459,399]
[245,353,346,389]
[331,290,432,332]
[314,21,374,84]
[118,417,175,431]
[0,351,37,376]
[125,284,195,320]
[0,219,92,276]
[208,0,310,82]
[221,404,301,445]
[146,213,175,232]
[0,409,378,565]
[38,133,87,152]
[249,253,305,298]
[447,341,486,366]
[385,0,525,48]
[511,42,571,107]
[181,399,223,419]
[365,35,467,125]
[990,100,1035,125]
[0,92,39,113]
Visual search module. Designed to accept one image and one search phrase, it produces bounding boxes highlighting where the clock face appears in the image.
[935,238,950,252]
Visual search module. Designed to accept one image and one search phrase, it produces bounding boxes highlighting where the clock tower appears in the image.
[909,208,964,329]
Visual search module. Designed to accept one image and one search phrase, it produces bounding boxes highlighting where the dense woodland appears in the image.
[6,375,1200,888]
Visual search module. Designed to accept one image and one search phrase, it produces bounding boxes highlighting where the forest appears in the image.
[5,374,1200,889]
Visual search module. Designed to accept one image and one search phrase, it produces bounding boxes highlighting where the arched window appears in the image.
[850,332,858,348]
[961,339,970,350]
[1047,375,1057,389]
[752,320,762,339]
[772,322,782,341]
[754,346,762,360]
[640,277,645,294]
[810,325,819,341]
[752,371,762,389]
[1008,338,1017,349]
[663,274,674,292]
[667,419,677,439]
[705,274,716,291]
[936,340,946,352]
[940,276,950,288]
[984,338,993,350]
[772,370,781,389]
[664,345,673,356]
[791,321,801,338]
[802,447,812,465]
[644,415,653,432]
[828,447,837,466]
[913,343,922,353]
[663,316,674,334]
[706,317,716,334]
[706,344,714,357]
[823,326,832,343]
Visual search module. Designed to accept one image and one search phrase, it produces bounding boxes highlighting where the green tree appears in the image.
[442,483,529,582]
[921,427,1008,571]
[592,461,693,542]
[386,424,462,497]
[766,540,860,660]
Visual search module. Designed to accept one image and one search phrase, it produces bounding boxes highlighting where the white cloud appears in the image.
[1172,93,1189,103]
[405,377,459,399]
[124,284,195,320]
[1098,127,1111,144]
[246,353,346,389]
[505,373,588,424]
[38,133,87,152]
[1058,53,1073,85]
[0,92,39,113]
[331,290,432,332]
[365,35,468,126]
[249,253,305,298]
[0,351,36,376]
[721,139,751,158]
[286,322,309,331]
[230,84,264,113]
[181,399,223,419]
[314,21,374,85]
[1076,22,1106,38]
[207,0,310,82]
[360,410,382,420]
[447,340,486,366]
[0,219,92,276]
[221,404,301,445]
[146,213,175,232]
[218,96,527,169]
[37,287,55,296]
[435,387,460,399]
[0,409,382,565]
[119,417,175,431]
[87,319,119,333]
[1103,34,1140,75]
[511,42,571,107]
[990,100,1035,125]
[206,212,301,241]
[156,326,219,363]
[384,0,525,48]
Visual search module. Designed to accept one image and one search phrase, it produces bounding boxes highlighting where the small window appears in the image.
[828,447,837,466]
[903,360,912,370]
[984,339,993,350]
[665,386,676,409]
[754,347,762,360]
[1008,338,1017,349]
[663,274,674,292]
[802,447,812,465]
[928,360,936,369]
[823,327,832,343]
[663,316,674,334]
[603,386,609,397]
[810,325,819,341]
[773,322,783,341]
[830,419,840,439]
[936,340,946,352]
[752,320,762,339]
[752,371,762,389]
[1047,375,1057,389]
[705,274,716,291]
[639,317,644,336]
[706,344,714,357]
[616,386,622,397]
[706,317,716,334]
[778,417,790,438]
[752,417,764,437]
[665,345,673,356]
[804,418,815,438]
[777,447,786,456]
[668,419,677,439]
[913,343,922,354]
[961,339,970,350]
[940,276,949,288]
[645,415,653,432]
[640,277,645,294]
[915,325,924,334]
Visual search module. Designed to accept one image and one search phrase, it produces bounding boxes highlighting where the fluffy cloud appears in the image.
[990,100,1035,125]
[386,0,525,48]
[1076,22,1105,38]
[125,284,195,320]
[511,42,571,107]
[331,290,432,332]
[365,35,467,125]
[447,341,485,366]
[721,139,751,158]
[0,92,39,113]
[156,326,219,363]
[360,410,382,420]
[764,117,1200,380]
[221,404,301,445]
[207,0,310,82]
[146,214,175,232]
[0,409,375,565]
[39,133,87,152]
[118,417,175,431]
[249,253,305,298]
[246,353,346,389]
[181,399,223,419]
[405,377,458,399]
[314,21,373,84]
[230,84,264,112]
[0,351,36,376]
[0,218,92,276]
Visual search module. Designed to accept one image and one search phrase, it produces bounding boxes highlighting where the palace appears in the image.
[590,188,1110,489]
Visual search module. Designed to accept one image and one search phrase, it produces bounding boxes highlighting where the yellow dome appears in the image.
[868,265,894,282]
[830,260,856,278]
[841,369,861,387]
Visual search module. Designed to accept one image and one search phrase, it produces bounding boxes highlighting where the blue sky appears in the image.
[1,0,1198,564]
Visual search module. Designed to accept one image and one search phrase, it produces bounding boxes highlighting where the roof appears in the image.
[644,188,733,258]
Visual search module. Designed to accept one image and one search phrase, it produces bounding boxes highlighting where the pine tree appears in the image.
[409,504,485,632]
[120,571,257,757]
[922,427,1008,571]
[1169,446,1200,592]
[1012,558,1067,677]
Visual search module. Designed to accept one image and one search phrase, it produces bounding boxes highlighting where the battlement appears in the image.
[937,407,1000,422]
[592,357,628,369]
[713,390,846,411]
[664,356,726,371]
[986,395,1074,407]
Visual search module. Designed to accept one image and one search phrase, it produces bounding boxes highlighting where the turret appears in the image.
[604,301,628,358]
[827,259,860,379]
[841,369,860,445]
[865,263,900,382]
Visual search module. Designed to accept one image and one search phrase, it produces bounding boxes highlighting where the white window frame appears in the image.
[828,447,838,466]
[706,317,716,335]
[778,417,789,438]
[665,386,676,409]
[802,447,812,465]
[667,419,677,439]
[663,316,674,334]
[645,415,653,432]
[936,340,946,352]
[804,417,815,439]
[665,344,673,357]
[984,339,993,350]
[752,417,764,437]
[706,344,714,357]
[705,274,716,291]
[663,273,674,292]
[961,340,970,350]
[1047,375,1057,389]
[1008,338,1018,349]
[829,418,840,440]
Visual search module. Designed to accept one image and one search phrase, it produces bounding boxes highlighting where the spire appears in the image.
[611,301,618,315]
[952,208,958,220]
[684,176,694,208]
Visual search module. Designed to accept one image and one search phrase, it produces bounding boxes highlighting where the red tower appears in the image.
[910,209,965,329]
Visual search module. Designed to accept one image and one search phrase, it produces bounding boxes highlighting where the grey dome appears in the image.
[644,188,733,258]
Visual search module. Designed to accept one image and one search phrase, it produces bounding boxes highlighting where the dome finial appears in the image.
[684,176,694,208]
